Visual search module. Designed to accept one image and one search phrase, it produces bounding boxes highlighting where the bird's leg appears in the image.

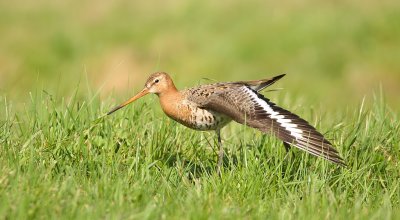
[283,142,291,153]
[283,142,295,158]
[216,129,223,175]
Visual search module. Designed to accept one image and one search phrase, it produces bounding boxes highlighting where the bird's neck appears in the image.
[158,83,179,99]
[158,85,184,120]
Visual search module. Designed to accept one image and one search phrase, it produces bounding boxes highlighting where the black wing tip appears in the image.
[337,160,348,167]
[268,73,286,86]
[315,149,347,167]
[324,152,347,166]
[282,139,346,167]
[274,73,286,80]
[267,74,286,84]
[329,158,347,167]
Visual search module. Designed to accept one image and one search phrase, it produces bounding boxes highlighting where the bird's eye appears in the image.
[154,79,160,83]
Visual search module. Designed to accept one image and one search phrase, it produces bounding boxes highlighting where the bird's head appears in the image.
[107,72,175,115]
[144,72,174,94]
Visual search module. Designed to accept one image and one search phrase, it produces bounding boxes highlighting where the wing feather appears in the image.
[189,85,345,166]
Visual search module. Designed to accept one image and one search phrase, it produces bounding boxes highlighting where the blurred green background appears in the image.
[0,0,399,109]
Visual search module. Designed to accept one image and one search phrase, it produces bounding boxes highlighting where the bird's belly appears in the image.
[160,98,231,131]
[164,105,230,131]
[186,109,231,131]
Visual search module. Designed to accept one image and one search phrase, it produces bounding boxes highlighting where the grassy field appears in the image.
[1,89,399,219]
[1,0,400,219]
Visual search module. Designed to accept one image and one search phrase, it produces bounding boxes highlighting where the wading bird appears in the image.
[108,72,345,172]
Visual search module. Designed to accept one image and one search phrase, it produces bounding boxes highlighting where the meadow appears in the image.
[1,0,399,219]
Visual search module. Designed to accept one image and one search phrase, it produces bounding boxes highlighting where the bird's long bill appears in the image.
[107,88,149,115]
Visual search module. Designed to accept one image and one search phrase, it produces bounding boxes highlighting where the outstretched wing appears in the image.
[188,84,345,166]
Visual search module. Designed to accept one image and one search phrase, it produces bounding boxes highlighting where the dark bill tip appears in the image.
[107,106,123,115]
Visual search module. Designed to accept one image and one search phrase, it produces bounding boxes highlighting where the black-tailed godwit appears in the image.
[108,72,345,172]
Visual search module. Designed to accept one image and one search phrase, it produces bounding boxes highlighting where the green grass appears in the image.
[1,0,400,218]
[1,89,399,219]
